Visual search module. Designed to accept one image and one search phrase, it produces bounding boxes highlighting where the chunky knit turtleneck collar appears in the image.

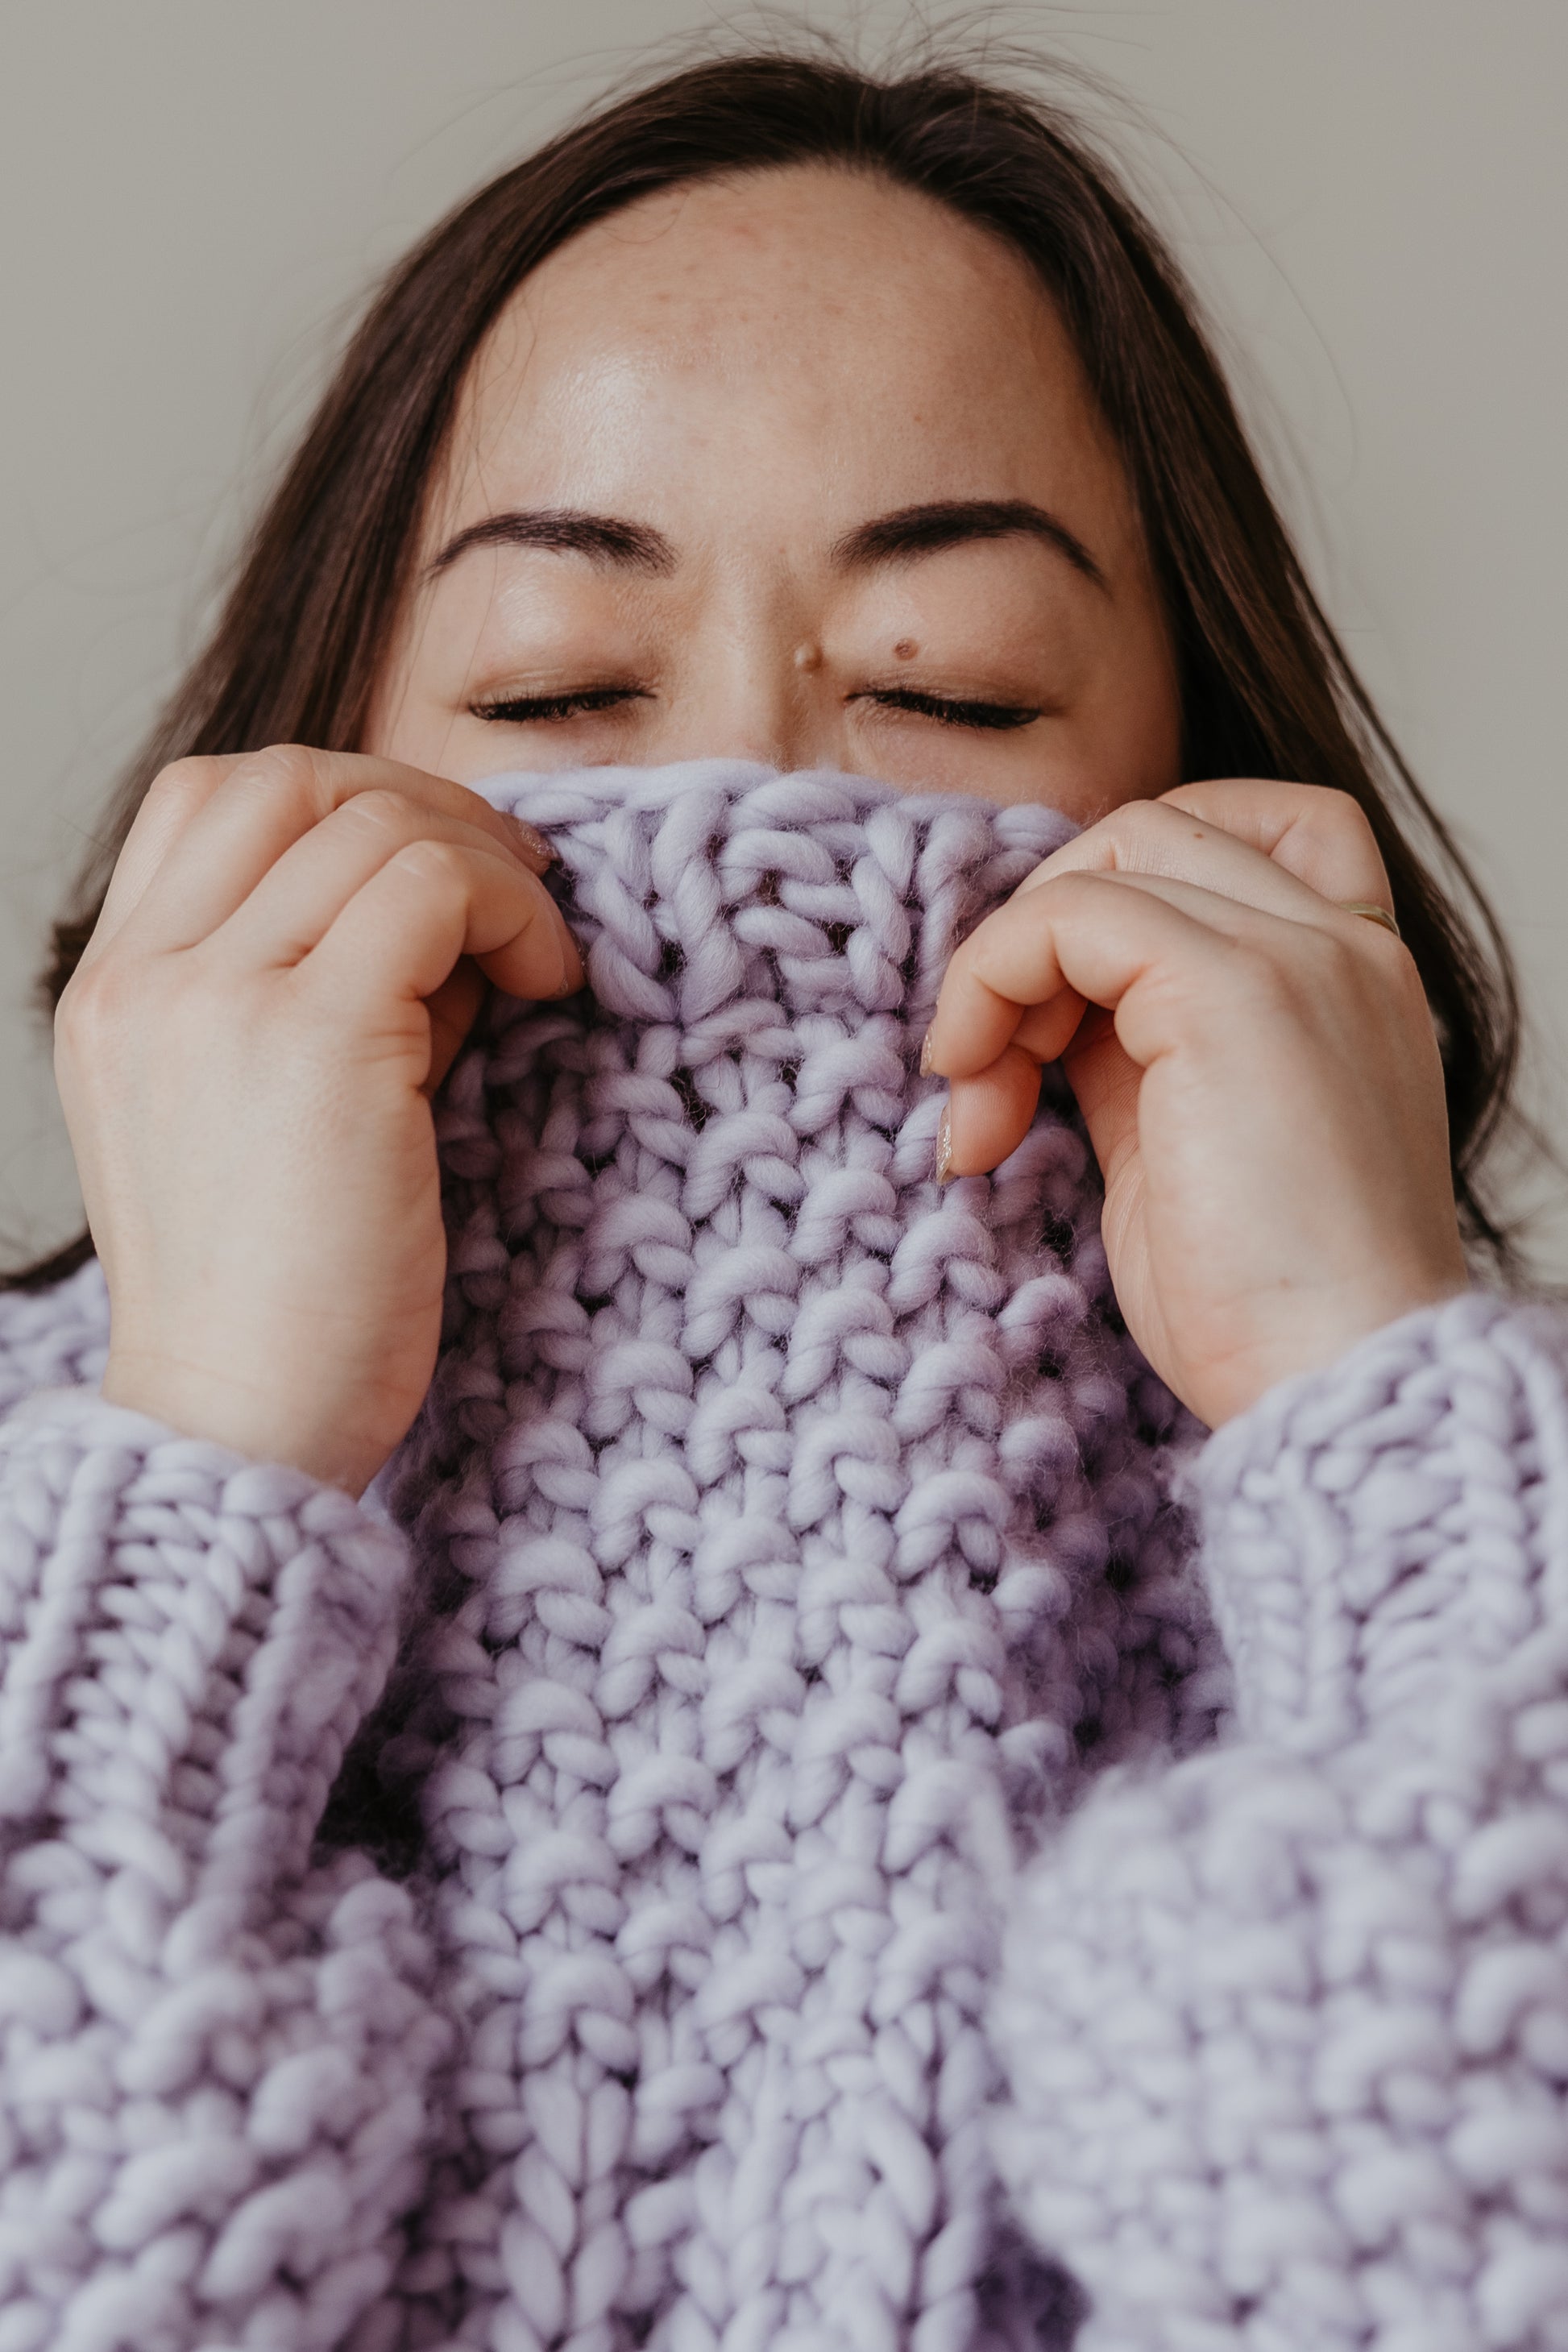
[371,761,1212,2349]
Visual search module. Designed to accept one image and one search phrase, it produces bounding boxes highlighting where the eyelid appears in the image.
[468,678,1047,731]
[849,684,1045,731]
[469,683,653,722]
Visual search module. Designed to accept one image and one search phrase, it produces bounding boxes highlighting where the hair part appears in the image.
[10,39,1532,1291]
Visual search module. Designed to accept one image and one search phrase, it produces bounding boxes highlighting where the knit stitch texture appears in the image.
[375,762,1213,2352]
[0,761,1564,2352]
[993,1292,1568,2352]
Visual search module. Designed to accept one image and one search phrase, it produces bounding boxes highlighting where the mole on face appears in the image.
[893,637,919,661]
[793,643,823,671]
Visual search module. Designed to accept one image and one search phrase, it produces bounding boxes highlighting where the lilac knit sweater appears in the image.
[1,761,1566,2352]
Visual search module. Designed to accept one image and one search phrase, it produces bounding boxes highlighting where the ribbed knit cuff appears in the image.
[0,1388,411,1916]
[1184,1292,1568,1749]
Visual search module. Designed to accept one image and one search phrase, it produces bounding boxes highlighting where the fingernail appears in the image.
[507,815,555,866]
[919,1024,935,1077]
[935,1100,953,1186]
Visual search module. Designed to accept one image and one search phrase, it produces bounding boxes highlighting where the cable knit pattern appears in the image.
[1,761,1564,2352]
[990,1292,1568,2352]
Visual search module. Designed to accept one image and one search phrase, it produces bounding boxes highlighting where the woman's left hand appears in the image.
[923,780,1471,1428]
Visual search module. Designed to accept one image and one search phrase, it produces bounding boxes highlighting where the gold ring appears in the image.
[1338,899,1402,941]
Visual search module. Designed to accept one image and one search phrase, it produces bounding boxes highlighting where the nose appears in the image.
[653,595,840,771]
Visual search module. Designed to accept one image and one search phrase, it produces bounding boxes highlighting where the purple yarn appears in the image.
[1,761,1564,2350]
[382,761,1207,2350]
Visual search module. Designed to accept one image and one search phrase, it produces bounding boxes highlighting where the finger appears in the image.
[1010,793,1373,931]
[1059,1009,1142,1188]
[302,839,582,1018]
[947,1014,1143,1190]
[110,745,554,954]
[944,1043,1047,1176]
[937,880,1242,1176]
[932,990,1090,1177]
[1014,988,1089,1065]
[423,960,489,1096]
[930,869,1253,1081]
[207,789,573,973]
[84,753,243,958]
[1155,778,1394,911]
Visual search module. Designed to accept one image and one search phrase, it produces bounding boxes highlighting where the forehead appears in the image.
[433,164,1130,533]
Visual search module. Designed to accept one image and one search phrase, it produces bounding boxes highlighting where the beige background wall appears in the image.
[4,1,1566,1269]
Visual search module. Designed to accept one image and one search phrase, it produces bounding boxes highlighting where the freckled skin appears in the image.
[67,160,1468,1494]
[365,164,1183,819]
[357,160,1466,1429]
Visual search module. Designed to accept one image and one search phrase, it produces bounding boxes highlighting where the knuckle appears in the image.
[148,753,223,807]
[1107,799,1172,851]
[1366,925,1425,997]
[1306,786,1383,863]
[1072,799,1168,869]
[1285,918,1407,1006]
[56,956,141,1054]
[392,836,468,889]
[1315,785,1372,834]
[228,742,321,806]
[1047,868,1108,910]
[1313,927,1366,993]
[339,786,417,836]
[1224,938,1294,1012]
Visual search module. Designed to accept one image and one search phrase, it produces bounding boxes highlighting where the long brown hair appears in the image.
[10,43,1528,1290]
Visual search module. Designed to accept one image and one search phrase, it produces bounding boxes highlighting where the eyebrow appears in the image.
[831,499,1106,589]
[426,507,676,578]
[425,495,1105,591]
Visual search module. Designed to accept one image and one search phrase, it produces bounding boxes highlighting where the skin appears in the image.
[365,168,1180,806]
[57,165,1468,1495]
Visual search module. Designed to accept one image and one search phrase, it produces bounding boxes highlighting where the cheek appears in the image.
[1085,606,1184,803]
[360,646,479,771]
[858,728,1158,819]
[363,699,442,770]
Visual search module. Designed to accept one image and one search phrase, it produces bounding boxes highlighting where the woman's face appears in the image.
[367,164,1182,818]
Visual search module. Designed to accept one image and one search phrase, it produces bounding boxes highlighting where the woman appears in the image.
[2,47,1562,2352]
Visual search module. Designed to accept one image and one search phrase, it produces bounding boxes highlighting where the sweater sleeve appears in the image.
[989,1292,1568,2352]
[0,1386,452,2352]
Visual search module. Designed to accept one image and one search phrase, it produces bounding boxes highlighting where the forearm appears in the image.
[990,1295,1568,2350]
[0,1388,450,2349]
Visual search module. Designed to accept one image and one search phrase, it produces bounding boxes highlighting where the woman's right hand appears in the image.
[55,745,581,1497]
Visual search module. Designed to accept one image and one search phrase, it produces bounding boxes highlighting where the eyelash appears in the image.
[470,687,651,725]
[852,687,1041,733]
[471,685,1041,732]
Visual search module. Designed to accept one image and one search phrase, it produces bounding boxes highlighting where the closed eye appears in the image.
[470,687,653,724]
[852,687,1043,732]
[471,682,1041,731]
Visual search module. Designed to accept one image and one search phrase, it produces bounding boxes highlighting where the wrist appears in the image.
[101,1346,390,1496]
[1198,1261,1472,1429]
